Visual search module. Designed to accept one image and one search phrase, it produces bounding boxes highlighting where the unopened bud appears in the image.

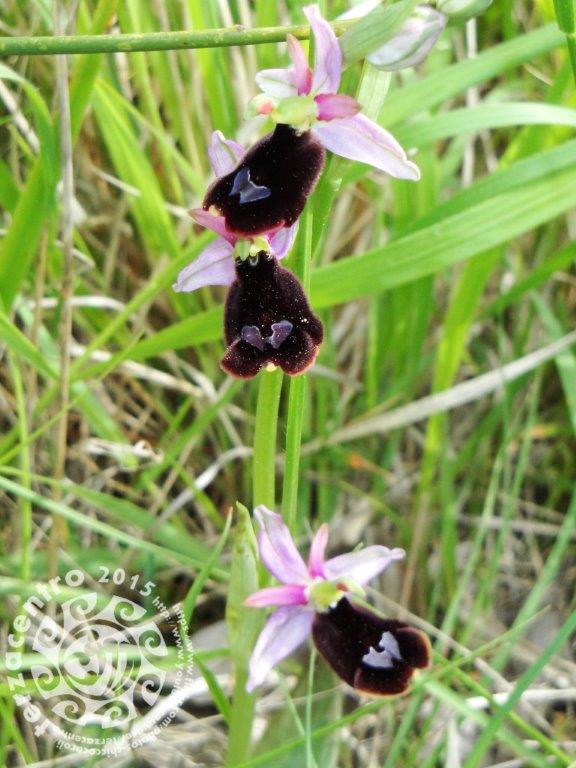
[245,94,277,119]
[437,0,492,21]
[368,5,446,71]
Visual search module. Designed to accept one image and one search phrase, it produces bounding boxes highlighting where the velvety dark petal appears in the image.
[221,254,324,379]
[220,338,266,379]
[223,255,323,347]
[203,124,325,237]
[312,598,431,696]
[271,327,319,375]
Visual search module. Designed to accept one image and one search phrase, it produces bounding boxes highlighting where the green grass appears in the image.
[0,1,575,766]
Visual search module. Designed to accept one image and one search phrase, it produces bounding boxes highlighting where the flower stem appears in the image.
[552,0,576,84]
[252,368,284,508]
[305,647,318,768]
[282,211,313,531]
[0,22,350,57]
[227,369,283,767]
[226,660,255,767]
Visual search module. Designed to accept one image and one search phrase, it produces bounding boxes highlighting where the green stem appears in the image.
[552,0,575,33]
[252,368,284,508]
[227,667,255,767]
[227,369,283,767]
[305,647,318,768]
[0,22,350,57]
[552,0,576,85]
[9,354,31,583]
[282,211,313,531]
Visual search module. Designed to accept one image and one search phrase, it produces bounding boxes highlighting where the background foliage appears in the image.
[0,0,575,766]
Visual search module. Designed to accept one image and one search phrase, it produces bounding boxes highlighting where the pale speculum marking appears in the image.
[229,167,271,204]
[241,320,294,351]
[362,631,403,669]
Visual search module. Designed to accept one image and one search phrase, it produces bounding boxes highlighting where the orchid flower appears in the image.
[221,252,323,378]
[245,507,431,694]
[250,4,420,181]
[200,124,325,239]
[173,131,300,293]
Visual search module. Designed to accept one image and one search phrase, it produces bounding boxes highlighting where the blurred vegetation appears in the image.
[0,0,575,765]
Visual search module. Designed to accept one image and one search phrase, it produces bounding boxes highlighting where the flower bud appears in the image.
[437,0,492,21]
[368,5,446,71]
[245,93,277,119]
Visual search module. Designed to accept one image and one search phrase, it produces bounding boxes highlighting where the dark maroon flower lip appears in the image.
[203,124,325,238]
[220,252,323,379]
[312,598,431,696]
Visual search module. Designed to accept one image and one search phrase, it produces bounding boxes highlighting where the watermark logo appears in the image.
[7,567,194,756]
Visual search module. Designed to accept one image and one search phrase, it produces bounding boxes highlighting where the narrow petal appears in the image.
[255,67,298,99]
[208,130,246,177]
[308,524,329,577]
[269,222,299,260]
[287,34,313,95]
[324,545,405,586]
[254,506,309,584]
[172,239,235,293]
[312,113,421,180]
[315,93,361,121]
[247,607,314,692]
[303,5,342,95]
[244,584,307,608]
[189,208,237,244]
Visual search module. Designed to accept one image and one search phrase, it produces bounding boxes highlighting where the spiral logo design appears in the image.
[7,568,195,756]
[30,593,167,728]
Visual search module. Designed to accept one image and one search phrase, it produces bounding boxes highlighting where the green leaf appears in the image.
[0,475,212,570]
[182,512,233,625]
[195,656,233,724]
[310,167,576,308]
[0,65,58,308]
[67,483,219,571]
[0,310,56,379]
[130,306,222,360]
[552,0,575,33]
[395,102,576,147]
[226,502,262,766]
[463,609,576,767]
[382,24,564,127]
